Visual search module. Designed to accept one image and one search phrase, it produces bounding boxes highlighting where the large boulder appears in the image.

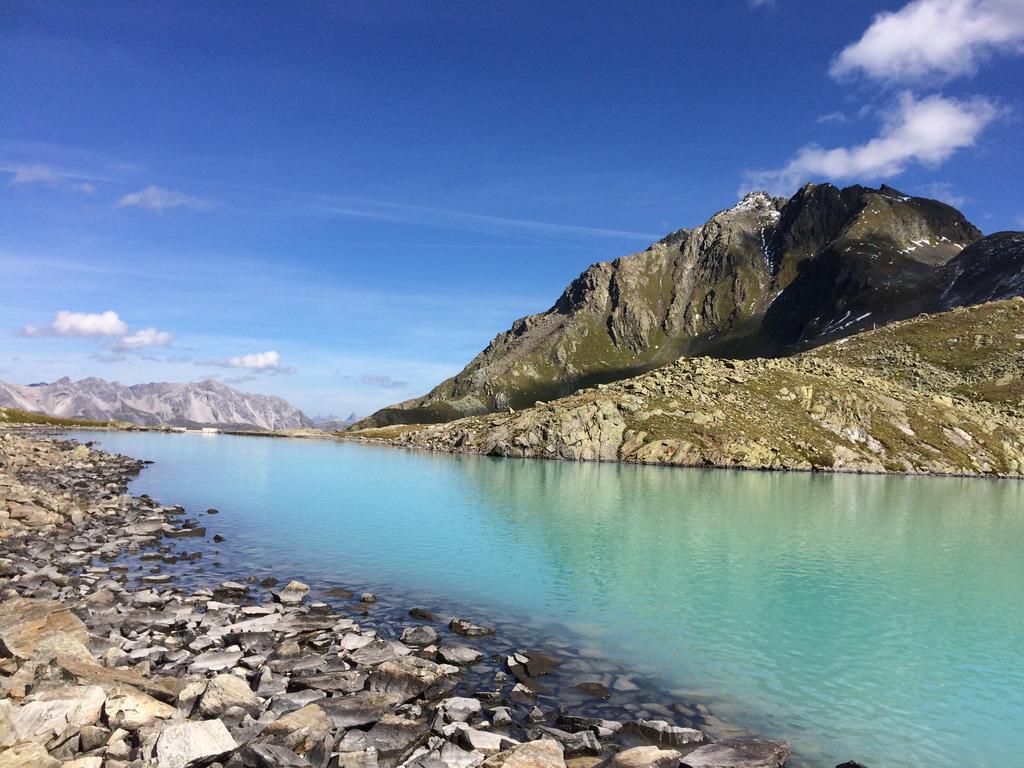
[272,581,310,606]
[369,655,447,700]
[607,746,683,768]
[103,685,177,730]
[681,739,790,768]
[155,718,237,768]
[482,739,566,768]
[197,674,262,718]
[337,714,427,761]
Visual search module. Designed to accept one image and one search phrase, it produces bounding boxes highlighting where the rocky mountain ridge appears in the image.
[0,377,313,431]
[355,184,1022,429]
[347,299,1024,477]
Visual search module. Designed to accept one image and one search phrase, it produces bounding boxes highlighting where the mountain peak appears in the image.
[727,191,783,216]
[352,183,1021,431]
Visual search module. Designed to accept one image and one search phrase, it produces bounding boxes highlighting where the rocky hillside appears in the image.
[355,185,1022,429]
[347,299,1024,477]
[0,377,313,431]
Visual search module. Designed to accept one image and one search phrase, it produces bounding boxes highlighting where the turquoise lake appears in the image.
[71,430,1024,768]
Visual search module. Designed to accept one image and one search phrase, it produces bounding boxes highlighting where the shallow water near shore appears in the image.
[70,430,1024,768]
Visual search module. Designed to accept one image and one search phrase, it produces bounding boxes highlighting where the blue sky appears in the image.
[2,1,1022,417]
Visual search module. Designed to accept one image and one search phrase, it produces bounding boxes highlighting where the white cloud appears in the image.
[113,327,174,350]
[203,350,282,370]
[743,93,998,194]
[748,0,776,8]
[116,185,212,212]
[20,310,128,337]
[832,0,1024,84]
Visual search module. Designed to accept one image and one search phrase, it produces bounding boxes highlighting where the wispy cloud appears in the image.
[743,93,998,194]
[917,181,968,207]
[831,0,1024,84]
[117,185,212,212]
[3,163,99,193]
[358,374,409,390]
[748,0,777,8]
[815,111,848,125]
[19,310,128,337]
[221,182,660,242]
[307,196,661,241]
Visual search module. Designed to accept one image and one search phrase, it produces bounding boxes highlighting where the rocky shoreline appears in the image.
[0,427,835,768]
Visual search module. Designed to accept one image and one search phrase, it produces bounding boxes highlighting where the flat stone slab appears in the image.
[0,597,89,659]
[190,649,244,672]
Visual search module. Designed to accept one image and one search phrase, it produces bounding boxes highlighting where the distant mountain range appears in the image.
[0,377,313,431]
[311,413,359,431]
[354,184,1024,429]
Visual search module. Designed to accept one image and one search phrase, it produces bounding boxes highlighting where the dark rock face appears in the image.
[935,231,1024,309]
[354,184,1021,429]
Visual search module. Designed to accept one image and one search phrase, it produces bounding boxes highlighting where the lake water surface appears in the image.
[71,430,1024,768]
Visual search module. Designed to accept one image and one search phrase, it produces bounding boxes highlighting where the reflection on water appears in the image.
[72,431,1024,768]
